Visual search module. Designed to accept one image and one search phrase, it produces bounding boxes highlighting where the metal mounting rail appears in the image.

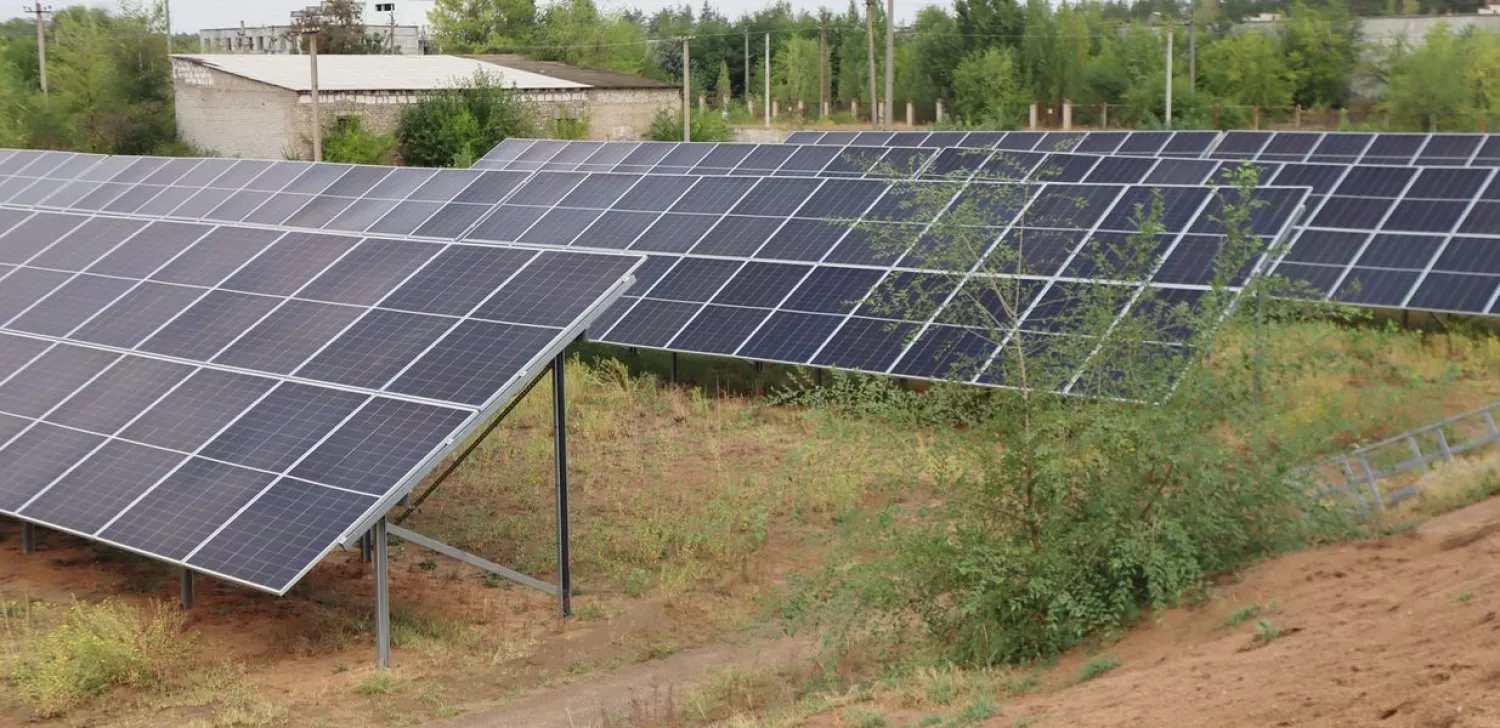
[1302,399,1500,512]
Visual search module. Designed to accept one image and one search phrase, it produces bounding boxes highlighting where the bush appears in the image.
[5,599,194,718]
[647,106,734,142]
[396,71,540,167]
[322,115,397,165]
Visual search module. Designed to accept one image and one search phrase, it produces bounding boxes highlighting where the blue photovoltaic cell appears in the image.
[99,459,274,559]
[298,238,440,306]
[200,383,367,472]
[295,309,454,389]
[1406,272,1498,312]
[213,300,364,374]
[472,252,637,326]
[603,298,701,347]
[738,310,843,362]
[390,321,559,404]
[187,478,375,592]
[380,246,537,316]
[0,424,105,510]
[691,215,786,257]
[221,232,358,296]
[290,399,470,494]
[122,369,278,452]
[8,275,136,336]
[20,441,182,535]
[46,356,194,435]
[70,282,204,349]
[0,344,119,418]
[892,325,995,379]
[669,305,769,355]
[139,291,282,361]
[814,318,918,371]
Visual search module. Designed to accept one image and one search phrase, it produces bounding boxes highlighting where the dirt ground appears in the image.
[970,495,1500,728]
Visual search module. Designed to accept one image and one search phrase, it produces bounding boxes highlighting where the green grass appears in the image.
[1076,656,1121,682]
[354,672,403,696]
[1253,620,1282,645]
[1456,591,1475,603]
[1225,603,1262,626]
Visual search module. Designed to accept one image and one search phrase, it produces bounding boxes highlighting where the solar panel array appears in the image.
[0,201,640,594]
[476,140,1500,317]
[0,149,1311,389]
[785,130,1500,167]
[475,138,938,177]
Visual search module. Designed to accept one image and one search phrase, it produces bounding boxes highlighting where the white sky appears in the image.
[147,0,902,35]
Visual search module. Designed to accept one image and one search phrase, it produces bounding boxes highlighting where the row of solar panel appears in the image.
[6,148,1500,318]
[782,129,1500,167]
[0,149,1308,385]
[0,204,641,592]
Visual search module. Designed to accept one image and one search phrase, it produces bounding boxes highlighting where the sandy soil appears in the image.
[979,496,1500,728]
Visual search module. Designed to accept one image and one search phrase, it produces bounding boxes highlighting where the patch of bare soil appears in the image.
[988,496,1500,728]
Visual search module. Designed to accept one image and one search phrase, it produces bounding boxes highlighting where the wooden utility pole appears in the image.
[884,0,894,127]
[163,0,172,64]
[744,29,751,117]
[764,32,771,128]
[25,3,49,96]
[818,23,828,117]
[865,0,878,127]
[682,37,691,141]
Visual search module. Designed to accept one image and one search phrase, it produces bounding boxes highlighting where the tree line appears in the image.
[432,0,1500,130]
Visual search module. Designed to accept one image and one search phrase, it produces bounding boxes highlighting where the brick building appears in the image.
[171,54,677,160]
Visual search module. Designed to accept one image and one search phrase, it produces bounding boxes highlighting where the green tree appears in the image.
[776,34,821,106]
[322,116,396,164]
[1281,0,1360,108]
[954,0,1024,53]
[1021,0,1058,104]
[428,0,537,51]
[951,46,1028,125]
[1200,31,1295,110]
[288,0,382,54]
[533,0,650,74]
[715,59,732,107]
[905,6,963,105]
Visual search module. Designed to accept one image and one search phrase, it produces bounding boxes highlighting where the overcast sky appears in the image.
[150,0,897,34]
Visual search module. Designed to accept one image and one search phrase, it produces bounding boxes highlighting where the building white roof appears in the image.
[173,54,590,91]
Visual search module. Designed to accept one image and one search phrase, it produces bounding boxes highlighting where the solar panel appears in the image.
[23,144,1500,319]
[0,149,1312,390]
[0,203,640,594]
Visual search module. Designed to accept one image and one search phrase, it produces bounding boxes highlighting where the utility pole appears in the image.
[1164,21,1174,129]
[744,29,751,117]
[682,36,691,141]
[819,23,828,117]
[305,29,322,161]
[884,0,894,127]
[764,32,770,128]
[865,0,878,128]
[163,0,172,65]
[1188,18,1196,94]
[24,3,49,96]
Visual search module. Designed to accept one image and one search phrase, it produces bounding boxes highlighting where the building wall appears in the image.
[198,26,428,55]
[173,60,299,159]
[175,63,683,160]
[1237,12,1500,44]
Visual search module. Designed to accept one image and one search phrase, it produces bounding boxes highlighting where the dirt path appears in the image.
[429,631,813,728]
[975,496,1500,728]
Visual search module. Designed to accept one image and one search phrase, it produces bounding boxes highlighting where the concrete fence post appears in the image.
[1028,103,1038,130]
[906,101,914,127]
[1062,99,1072,130]
[935,99,945,124]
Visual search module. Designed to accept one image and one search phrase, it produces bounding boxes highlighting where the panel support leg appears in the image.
[361,530,372,563]
[553,354,572,617]
[374,517,390,669]
[21,522,34,554]
[669,352,679,385]
[180,569,194,609]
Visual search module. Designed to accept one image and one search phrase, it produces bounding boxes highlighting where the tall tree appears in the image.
[289,0,382,54]
[954,0,1024,53]
[776,34,821,105]
[428,0,538,52]
[1021,0,1058,104]
[1200,30,1295,110]
[1281,0,1360,108]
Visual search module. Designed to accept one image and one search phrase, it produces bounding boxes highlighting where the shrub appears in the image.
[322,115,397,165]
[647,106,734,142]
[396,71,540,167]
[5,599,194,718]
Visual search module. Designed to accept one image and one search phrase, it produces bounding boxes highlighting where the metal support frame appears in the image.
[553,352,572,617]
[669,352,679,385]
[180,569,194,609]
[374,517,390,669]
[21,522,34,554]
[360,531,372,563]
[369,353,575,667]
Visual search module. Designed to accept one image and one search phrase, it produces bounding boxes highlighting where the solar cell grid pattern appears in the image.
[480,141,1500,317]
[3,146,1497,316]
[783,129,1500,166]
[0,202,640,594]
[0,149,1309,389]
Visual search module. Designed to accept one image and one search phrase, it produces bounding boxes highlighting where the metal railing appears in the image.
[1304,399,1500,513]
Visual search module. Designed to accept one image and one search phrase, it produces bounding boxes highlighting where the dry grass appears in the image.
[1,598,196,718]
[1398,451,1500,517]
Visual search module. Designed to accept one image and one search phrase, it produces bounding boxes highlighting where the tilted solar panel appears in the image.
[0,202,641,594]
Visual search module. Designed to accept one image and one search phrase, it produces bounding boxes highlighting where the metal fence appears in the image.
[1304,400,1500,514]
